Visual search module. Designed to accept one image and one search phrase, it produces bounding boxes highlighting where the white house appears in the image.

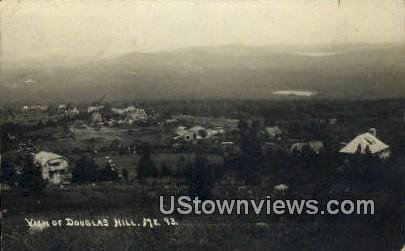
[174,128,195,141]
[339,129,390,159]
[265,126,283,141]
[33,151,71,185]
[58,104,67,111]
[206,128,225,138]
[189,126,209,139]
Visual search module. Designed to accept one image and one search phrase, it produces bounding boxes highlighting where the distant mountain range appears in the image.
[1,44,404,104]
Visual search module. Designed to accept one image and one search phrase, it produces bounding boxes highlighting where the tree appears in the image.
[99,157,120,181]
[237,119,263,183]
[121,168,129,181]
[0,153,17,183]
[198,129,208,138]
[239,119,262,162]
[160,163,172,177]
[137,143,157,179]
[99,165,120,181]
[18,154,45,194]
[183,153,215,199]
[1,122,23,151]
[72,155,99,183]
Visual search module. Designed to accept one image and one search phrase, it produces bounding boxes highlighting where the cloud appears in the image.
[273,90,317,97]
[293,51,343,57]
[24,79,36,85]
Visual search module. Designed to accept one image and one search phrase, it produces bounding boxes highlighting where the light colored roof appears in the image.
[290,143,306,152]
[34,151,67,167]
[189,126,206,133]
[87,105,104,113]
[165,118,178,122]
[111,106,138,114]
[274,184,289,192]
[35,151,63,160]
[265,126,282,135]
[339,133,389,154]
[125,106,136,111]
[175,128,193,136]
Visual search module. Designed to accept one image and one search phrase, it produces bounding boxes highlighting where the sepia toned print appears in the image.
[0,1,404,250]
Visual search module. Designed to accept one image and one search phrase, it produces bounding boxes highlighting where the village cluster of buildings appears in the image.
[174,125,226,142]
[11,104,393,186]
[21,104,80,117]
[111,106,149,124]
[29,125,391,186]
[57,105,80,118]
[87,105,151,126]
[21,105,49,113]
[20,104,151,126]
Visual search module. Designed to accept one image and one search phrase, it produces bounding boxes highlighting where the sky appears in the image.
[1,0,404,63]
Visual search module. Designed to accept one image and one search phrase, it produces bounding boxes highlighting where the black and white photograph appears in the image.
[0,0,404,250]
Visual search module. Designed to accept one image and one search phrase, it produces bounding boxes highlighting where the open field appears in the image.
[93,153,223,179]
[1,183,403,251]
[27,124,173,153]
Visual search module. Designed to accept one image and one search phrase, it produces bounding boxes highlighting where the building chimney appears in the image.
[369,128,377,137]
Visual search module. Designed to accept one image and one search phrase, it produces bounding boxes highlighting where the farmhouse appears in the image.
[339,129,390,159]
[57,104,67,112]
[174,128,195,141]
[208,127,225,138]
[265,126,282,141]
[189,126,209,139]
[33,151,71,185]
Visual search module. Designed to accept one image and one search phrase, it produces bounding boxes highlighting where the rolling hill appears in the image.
[1,44,404,104]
